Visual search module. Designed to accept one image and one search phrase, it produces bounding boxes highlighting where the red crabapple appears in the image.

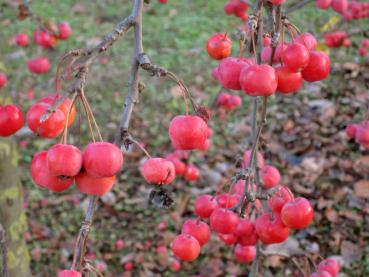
[27,57,50,74]
[58,22,72,40]
[255,213,290,244]
[39,94,76,127]
[268,186,294,213]
[296,33,318,51]
[184,164,200,181]
[171,234,200,262]
[210,208,239,234]
[194,194,218,218]
[260,165,281,189]
[301,51,330,82]
[181,219,211,246]
[282,43,310,72]
[0,105,24,137]
[140,158,175,185]
[216,193,240,208]
[234,244,256,263]
[206,33,232,60]
[219,233,238,245]
[47,144,82,177]
[169,115,208,150]
[243,149,265,168]
[75,171,116,196]
[27,103,66,138]
[331,0,348,14]
[218,57,253,90]
[281,197,314,229]
[317,258,340,277]
[83,142,123,177]
[30,151,73,192]
[276,66,303,94]
[240,64,278,96]
[16,33,29,47]
[316,0,332,9]
[345,124,357,139]
[58,270,82,277]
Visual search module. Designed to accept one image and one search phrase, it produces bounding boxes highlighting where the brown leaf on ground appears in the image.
[353,180,369,198]
[340,240,364,263]
[325,208,339,223]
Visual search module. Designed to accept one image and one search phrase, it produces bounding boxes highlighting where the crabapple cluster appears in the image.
[31,141,123,195]
[224,0,250,20]
[316,0,369,20]
[346,121,369,148]
[15,22,72,74]
[309,258,341,277]
[216,92,242,112]
[358,39,369,57]
[165,150,202,182]
[324,31,350,48]
[171,150,314,263]
[208,31,330,96]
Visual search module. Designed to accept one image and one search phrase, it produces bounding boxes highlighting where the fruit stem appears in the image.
[130,136,152,158]
[79,93,96,143]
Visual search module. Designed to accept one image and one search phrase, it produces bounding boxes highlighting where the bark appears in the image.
[0,138,32,277]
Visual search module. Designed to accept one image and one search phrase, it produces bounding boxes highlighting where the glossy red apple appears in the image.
[181,219,211,246]
[282,43,310,72]
[171,234,200,262]
[58,22,72,40]
[260,165,281,189]
[194,194,218,218]
[206,33,232,60]
[0,105,24,137]
[317,258,340,277]
[16,33,29,47]
[281,197,314,229]
[140,157,175,185]
[276,66,303,94]
[234,244,256,263]
[75,171,116,196]
[255,213,290,244]
[47,144,82,177]
[27,57,50,74]
[218,57,253,90]
[210,208,239,234]
[301,51,330,82]
[268,186,294,213]
[240,64,278,96]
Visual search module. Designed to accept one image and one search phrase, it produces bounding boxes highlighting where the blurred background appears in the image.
[0,0,368,276]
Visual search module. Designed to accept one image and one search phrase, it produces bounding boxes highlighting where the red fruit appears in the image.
[75,171,116,196]
[169,158,186,175]
[218,233,238,245]
[39,94,76,127]
[359,47,368,57]
[282,43,310,72]
[281,197,314,229]
[218,57,253,90]
[27,57,50,74]
[361,39,369,48]
[206,33,232,60]
[234,1,249,19]
[260,165,281,189]
[224,2,236,14]
[158,0,168,3]
[243,149,265,168]
[263,36,271,47]
[0,105,24,136]
[268,0,286,5]
[58,270,82,277]
[47,144,82,177]
[210,208,239,234]
[255,213,290,244]
[309,272,332,277]
[268,186,294,213]
[194,194,218,218]
[124,262,133,271]
[172,234,200,262]
[317,258,340,277]
[276,66,303,94]
[183,164,200,181]
[331,0,348,14]
[234,245,256,263]
[140,158,175,185]
[238,229,258,246]
[216,193,240,208]
[170,259,181,271]
[240,64,278,96]
[345,124,357,139]
[27,103,66,138]
[181,219,211,246]
[301,51,330,82]
[0,73,7,88]
[234,218,254,237]
[30,151,73,192]
[169,115,208,150]
[115,239,125,250]
[199,139,211,151]
[58,22,72,40]
[296,33,318,51]
[83,142,123,177]
[15,33,29,47]
[316,0,332,9]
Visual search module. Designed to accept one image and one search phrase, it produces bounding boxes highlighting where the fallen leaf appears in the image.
[354,180,369,198]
